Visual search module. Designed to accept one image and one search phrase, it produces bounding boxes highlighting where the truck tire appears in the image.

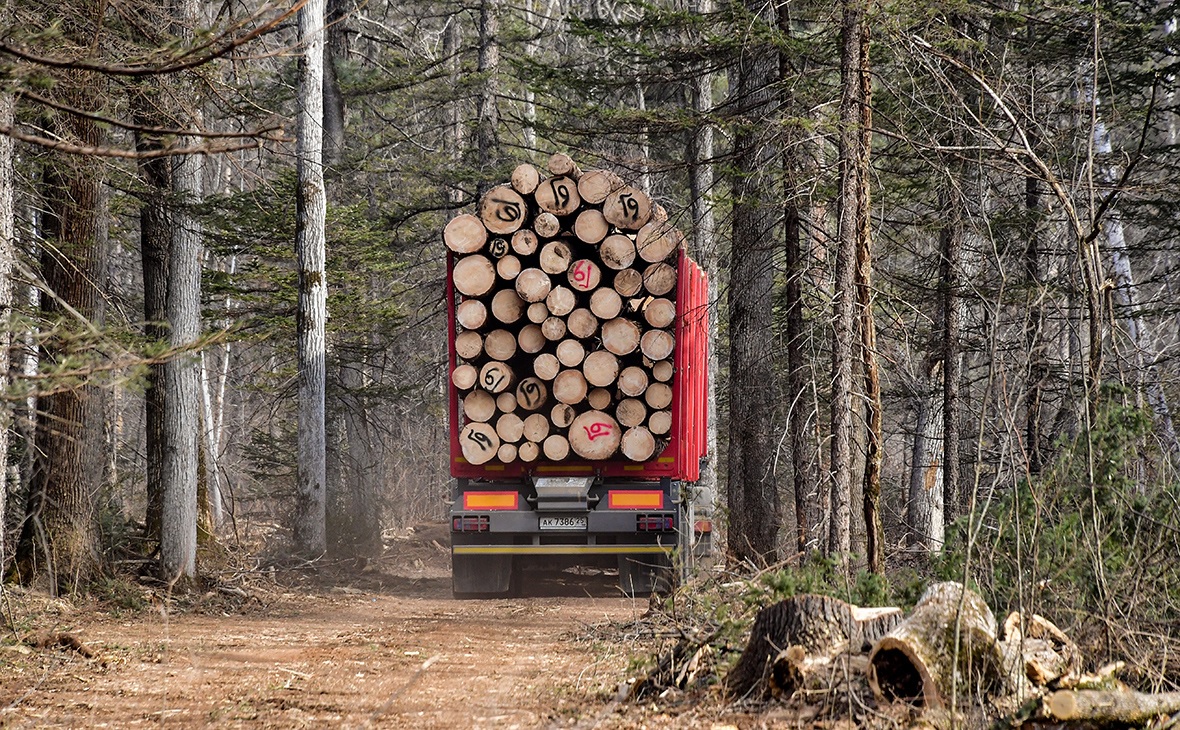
[451,554,519,599]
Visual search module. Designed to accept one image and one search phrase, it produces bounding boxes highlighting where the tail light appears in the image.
[452,515,490,532]
[636,514,675,532]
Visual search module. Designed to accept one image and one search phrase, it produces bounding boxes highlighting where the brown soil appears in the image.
[0,523,718,729]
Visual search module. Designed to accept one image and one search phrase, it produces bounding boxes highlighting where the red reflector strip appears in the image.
[462,491,519,510]
[608,490,664,509]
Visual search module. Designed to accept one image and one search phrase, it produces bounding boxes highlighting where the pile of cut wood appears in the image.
[446,153,684,466]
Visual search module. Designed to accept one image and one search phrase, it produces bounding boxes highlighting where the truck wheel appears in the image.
[452,554,518,598]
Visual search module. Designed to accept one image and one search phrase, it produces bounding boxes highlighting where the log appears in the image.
[497,443,518,463]
[541,316,567,341]
[515,268,552,303]
[567,308,598,339]
[587,388,611,410]
[550,403,575,428]
[543,433,571,461]
[533,354,560,381]
[999,612,1081,688]
[617,366,649,397]
[603,186,652,230]
[453,254,496,297]
[517,324,546,354]
[620,426,656,461]
[479,185,527,235]
[547,152,581,179]
[651,360,674,383]
[462,390,496,423]
[567,259,602,293]
[727,594,904,700]
[518,440,540,462]
[635,220,682,263]
[444,214,488,254]
[483,329,517,361]
[511,163,540,195]
[582,350,620,388]
[522,413,550,442]
[511,229,539,256]
[527,301,549,324]
[644,382,673,409]
[515,377,549,411]
[455,330,483,360]
[616,398,647,428]
[640,329,675,361]
[495,391,517,414]
[613,268,644,297]
[495,412,525,443]
[534,212,561,239]
[648,409,672,436]
[601,317,641,355]
[459,422,500,464]
[540,240,573,274]
[643,261,677,296]
[556,338,586,368]
[553,369,588,405]
[569,410,622,460]
[1035,689,1180,725]
[599,234,636,270]
[643,297,676,329]
[577,169,623,205]
[456,299,487,330]
[451,364,478,391]
[535,176,582,216]
[490,289,526,325]
[589,287,623,320]
[478,361,515,394]
[486,236,510,260]
[574,209,609,244]
[545,286,576,317]
[868,582,1010,708]
[496,254,521,281]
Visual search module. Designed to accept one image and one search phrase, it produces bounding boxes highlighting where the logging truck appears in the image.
[445,155,712,597]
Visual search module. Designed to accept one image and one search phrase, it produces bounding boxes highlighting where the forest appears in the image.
[0,0,1178,696]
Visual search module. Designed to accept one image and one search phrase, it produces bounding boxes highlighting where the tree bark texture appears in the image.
[939,179,962,518]
[0,68,13,575]
[294,0,329,558]
[476,0,500,175]
[907,369,944,550]
[725,4,780,565]
[322,0,349,165]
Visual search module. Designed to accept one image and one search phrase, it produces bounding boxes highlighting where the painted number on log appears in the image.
[466,429,494,450]
[519,380,543,409]
[619,193,640,221]
[583,422,614,441]
[488,238,508,258]
[571,261,592,289]
[551,180,571,209]
[483,367,507,391]
[490,196,522,223]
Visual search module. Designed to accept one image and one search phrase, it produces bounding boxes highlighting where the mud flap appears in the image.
[617,554,673,597]
[452,554,516,598]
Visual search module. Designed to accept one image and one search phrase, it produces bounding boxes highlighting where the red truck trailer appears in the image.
[446,208,711,597]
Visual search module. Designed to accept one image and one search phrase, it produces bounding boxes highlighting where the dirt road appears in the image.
[0,527,668,729]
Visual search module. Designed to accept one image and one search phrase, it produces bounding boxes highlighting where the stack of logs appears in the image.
[446,153,684,466]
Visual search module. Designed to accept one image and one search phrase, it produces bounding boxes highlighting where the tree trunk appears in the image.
[0,63,12,575]
[322,0,349,165]
[907,371,944,550]
[476,0,499,176]
[726,1,780,565]
[294,0,328,558]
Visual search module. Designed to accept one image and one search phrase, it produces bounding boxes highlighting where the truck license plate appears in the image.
[539,516,587,531]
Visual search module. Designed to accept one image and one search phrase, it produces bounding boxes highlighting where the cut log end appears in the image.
[479,185,527,235]
[444,214,488,254]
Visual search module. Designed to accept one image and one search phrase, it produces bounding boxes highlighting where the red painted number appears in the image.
[583,422,613,441]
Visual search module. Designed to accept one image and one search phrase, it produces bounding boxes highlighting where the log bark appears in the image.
[459,422,500,464]
[617,398,647,427]
[602,317,641,355]
[452,364,478,390]
[868,582,1009,708]
[587,388,612,410]
[511,229,539,256]
[613,268,643,297]
[495,413,524,442]
[648,410,671,435]
[534,212,561,238]
[644,382,673,410]
[600,234,637,270]
[457,299,488,330]
[551,403,575,428]
[567,308,598,339]
[535,176,581,216]
[545,285,576,316]
[1034,690,1180,725]
[478,361,515,393]
[444,213,488,253]
[518,441,540,462]
[523,412,550,442]
[569,410,622,460]
[640,329,675,361]
[643,297,676,328]
[496,254,521,280]
[583,350,620,387]
[463,390,497,422]
[620,426,656,461]
[568,259,602,292]
[556,338,586,367]
[540,240,573,274]
[517,324,545,353]
[511,163,540,194]
[453,255,496,296]
[578,169,623,204]
[490,289,526,324]
[515,377,548,411]
[643,262,676,296]
[636,220,682,263]
[534,353,560,380]
[479,185,526,235]
[574,209,609,244]
[541,316,567,341]
[999,612,1081,687]
[543,433,570,460]
[590,288,623,319]
[483,329,517,360]
[603,186,652,230]
[553,369,588,405]
[618,366,649,397]
[455,330,483,360]
[515,268,552,302]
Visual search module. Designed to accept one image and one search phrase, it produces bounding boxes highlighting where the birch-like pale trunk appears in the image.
[907,372,945,550]
[294,0,328,557]
[0,64,13,574]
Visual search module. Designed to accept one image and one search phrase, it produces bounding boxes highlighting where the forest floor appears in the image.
[0,523,750,729]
